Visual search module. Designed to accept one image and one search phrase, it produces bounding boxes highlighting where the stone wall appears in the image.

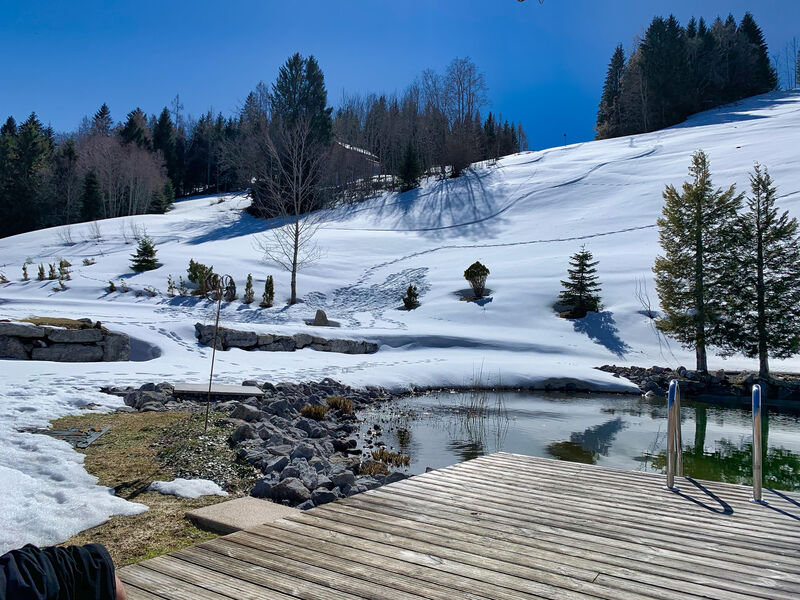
[195,323,378,355]
[0,321,130,362]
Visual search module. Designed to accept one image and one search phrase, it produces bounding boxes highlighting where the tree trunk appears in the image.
[290,217,299,304]
[695,210,708,373]
[755,212,769,382]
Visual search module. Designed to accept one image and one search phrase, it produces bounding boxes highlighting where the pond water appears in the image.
[357,391,800,491]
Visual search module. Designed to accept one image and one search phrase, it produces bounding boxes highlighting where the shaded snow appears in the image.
[148,478,228,499]
[1,91,800,549]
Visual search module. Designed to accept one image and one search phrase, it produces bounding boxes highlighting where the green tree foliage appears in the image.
[224,278,237,302]
[719,165,800,380]
[653,151,743,372]
[559,246,602,317]
[243,274,255,304]
[153,107,181,193]
[398,142,423,192]
[597,13,778,139]
[402,284,420,310]
[260,275,274,308]
[81,171,104,222]
[130,236,159,272]
[464,261,490,298]
[91,103,113,136]
[120,108,152,150]
[271,53,333,146]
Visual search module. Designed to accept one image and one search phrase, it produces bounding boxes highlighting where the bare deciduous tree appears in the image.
[252,117,328,304]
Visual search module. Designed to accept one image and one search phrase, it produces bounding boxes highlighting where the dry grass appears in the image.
[371,447,410,467]
[300,404,328,421]
[359,461,390,477]
[22,316,94,329]
[326,395,354,415]
[54,410,257,566]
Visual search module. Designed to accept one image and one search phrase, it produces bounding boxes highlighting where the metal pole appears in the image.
[666,379,678,489]
[674,382,683,477]
[751,384,763,503]
[204,277,225,433]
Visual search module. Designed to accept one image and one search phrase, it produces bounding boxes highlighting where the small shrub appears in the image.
[178,276,188,296]
[243,274,254,304]
[58,259,72,280]
[326,396,354,415]
[260,275,274,308]
[402,284,420,310]
[371,447,410,467]
[107,280,116,293]
[143,286,158,297]
[37,264,45,281]
[82,258,96,266]
[167,275,176,297]
[359,461,390,477]
[120,280,130,293]
[22,264,28,281]
[55,279,67,292]
[224,278,237,302]
[464,261,490,298]
[130,237,158,272]
[0,272,8,284]
[300,404,328,421]
[187,259,213,285]
[48,263,58,280]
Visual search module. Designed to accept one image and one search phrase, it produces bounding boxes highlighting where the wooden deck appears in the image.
[119,453,800,599]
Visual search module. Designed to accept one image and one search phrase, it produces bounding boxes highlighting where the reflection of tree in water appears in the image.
[546,417,626,464]
[443,391,510,462]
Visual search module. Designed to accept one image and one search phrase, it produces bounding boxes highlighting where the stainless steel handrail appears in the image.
[665,379,683,490]
[751,384,763,503]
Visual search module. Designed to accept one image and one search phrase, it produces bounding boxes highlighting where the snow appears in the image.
[147,478,229,499]
[1,90,800,550]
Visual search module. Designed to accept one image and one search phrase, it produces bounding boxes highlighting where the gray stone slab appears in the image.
[185,496,299,534]
[172,383,264,398]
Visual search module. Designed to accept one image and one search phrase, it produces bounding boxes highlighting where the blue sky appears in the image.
[1,1,798,150]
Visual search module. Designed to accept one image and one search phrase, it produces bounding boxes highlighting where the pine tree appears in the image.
[22,264,28,281]
[271,53,333,146]
[120,108,152,150]
[402,284,420,310]
[91,104,113,136]
[559,246,602,317]
[738,13,778,94]
[243,274,255,304]
[153,107,179,192]
[81,171,104,222]
[596,45,626,139]
[37,264,45,281]
[653,150,743,372]
[398,142,423,191]
[224,278,237,302]
[719,165,800,381]
[0,117,18,238]
[130,236,158,272]
[260,275,274,308]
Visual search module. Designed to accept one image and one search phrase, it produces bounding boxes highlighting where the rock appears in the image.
[268,444,294,456]
[250,477,277,498]
[311,488,337,506]
[280,465,301,480]
[265,399,293,419]
[330,470,357,489]
[242,379,259,387]
[261,337,296,352]
[357,477,382,490]
[232,423,258,443]
[0,323,44,338]
[32,344,103,362]
[231,403,262,422]
[99,331,130,361]
[293,333,313,349]
[261,455,289,475]
[44,327,103,343]
[0,335,28,359]
[385,471,408,484]
[311,309,330,326]
[116,406,137,413]
[140,402,165,412]
[223,329,258,349]
[124,390,169,409]
[194,323,220,347]
[296,500,315,510]
[299,467,319,491]
[316,474,333,489]
[268,477,311,504]
[291,443,315,461]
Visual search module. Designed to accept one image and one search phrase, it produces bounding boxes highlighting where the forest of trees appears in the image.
[0,56,526,239]
[596,12,778,139]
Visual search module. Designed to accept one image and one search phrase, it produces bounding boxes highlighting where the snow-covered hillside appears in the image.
[2,91,799,551]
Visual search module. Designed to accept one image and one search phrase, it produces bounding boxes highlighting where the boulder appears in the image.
[231,423,259,443]
[45,328,103,343]
[268,477,311,504]
[330,470,356,489]
[32,344,103,362]
[290,443,315,461]
[0,323,44,338]
[311,309,330,326]
[102,332,130,361]
[293,333,313,349]
[257,334,274,347]
[261,455,289,475]
[231,403,262,422]
[261,336,296,352]
[311,488,337,506]
[223,329,258,349]
[124,390,170,410]
[0,335,28,359]
[250,477,278,499]
[194,323,222,349]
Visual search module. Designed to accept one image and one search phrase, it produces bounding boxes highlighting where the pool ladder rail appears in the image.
[664,379,764,503]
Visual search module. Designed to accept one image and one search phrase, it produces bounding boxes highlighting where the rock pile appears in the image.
[598,364,800,401]
[194,323,378,354]
[116,378,410,509]
[0,321,130,362]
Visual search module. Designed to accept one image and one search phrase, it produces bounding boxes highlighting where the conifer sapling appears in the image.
[260,275,274,308]
[402,284,420,310]
[243,274,255,304]
[464,261,490,298]
[130,236,159,272]
[559,246,602,318]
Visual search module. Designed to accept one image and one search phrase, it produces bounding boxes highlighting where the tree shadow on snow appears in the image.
[572,311,631,358]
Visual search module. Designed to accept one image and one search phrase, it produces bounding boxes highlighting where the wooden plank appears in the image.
[118,564,234,600]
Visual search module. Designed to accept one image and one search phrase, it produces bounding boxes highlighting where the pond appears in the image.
[357,391,800,491]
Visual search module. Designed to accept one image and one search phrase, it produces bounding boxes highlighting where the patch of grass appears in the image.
[53,410,257,566]
[326,395,353,415]
[22,316,93,329]
[371,447,410,467]
[300,404,328,421]
[359,461,390,477]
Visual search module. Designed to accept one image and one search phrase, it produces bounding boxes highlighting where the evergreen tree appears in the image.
[260,275,274,308]
[402,284,420,310]
[13,113,53,233]
[130,236,158,272]
[81,171,104,222]
[559,246,602,317]
[398,142,423,191]
[720,165,800,381]
[596,45,626,139]
[91,103,113,136]
[120,108,152,150]
[153,107,179,192]
[271,53,333,146]
[243,274,255,304]
[0,117,19,238]
[738,12,778,94]
[653,150,743,372]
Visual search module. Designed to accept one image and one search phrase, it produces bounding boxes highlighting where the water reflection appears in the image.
[357,391,800,491]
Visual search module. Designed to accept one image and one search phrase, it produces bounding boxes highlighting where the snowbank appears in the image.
[147,478,229,499]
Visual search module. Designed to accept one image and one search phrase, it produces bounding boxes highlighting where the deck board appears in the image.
[120,453,800,600]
